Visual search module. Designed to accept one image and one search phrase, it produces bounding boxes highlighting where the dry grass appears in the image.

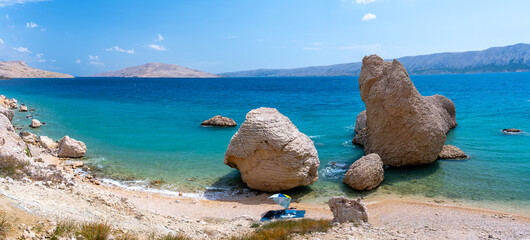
[50,220,77,240]
[157,233,192,240]
[79,222,112,240]
[0,154,29,179]
[115,231,139,240]
[0,211,11,238]
[232,219,332,240]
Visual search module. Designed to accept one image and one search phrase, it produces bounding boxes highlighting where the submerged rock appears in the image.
[31,119,42,128]
[201,115,237,127]
[224,107,319,191]
[502,128,522,134]
[328,196,368,224]
[438,145,468,159]
[58,136,87,158]
[354,55,457,167]
[343,153,384,191]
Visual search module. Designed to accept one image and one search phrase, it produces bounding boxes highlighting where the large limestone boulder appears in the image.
[438,145,468,159]
[328,196,368,224]
[343,153,384,191]
[19,131,38,145]
[58,136,87,158]
[224,107,319,191]
[354,55,457,166]
[201,115,237,127]
[39,136,58,150]
[31,119,42,128]
[0,106,14,122]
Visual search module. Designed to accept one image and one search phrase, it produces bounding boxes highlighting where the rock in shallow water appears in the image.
[354,55,457,167]
[438,145,468,159]
[39,136,58,150]
[224,107,319,192]
[58,136,87,158]
[343,153,384,191]
[31,119,42,128]
[502,128,522,134]
[201,115,237,127]
[328,196,368,224]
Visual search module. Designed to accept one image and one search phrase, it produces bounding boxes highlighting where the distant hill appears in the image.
[221,43,530,77]
[92,62,219,78]
[0,61,73,78]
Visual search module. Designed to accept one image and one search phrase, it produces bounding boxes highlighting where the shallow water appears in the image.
[0,73,528,211]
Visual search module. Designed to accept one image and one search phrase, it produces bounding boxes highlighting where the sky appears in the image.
[0,0,529,76]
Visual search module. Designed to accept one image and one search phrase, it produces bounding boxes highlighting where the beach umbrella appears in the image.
[269,193,292,209]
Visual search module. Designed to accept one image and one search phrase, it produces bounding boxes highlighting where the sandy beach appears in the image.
[1,152,529,239]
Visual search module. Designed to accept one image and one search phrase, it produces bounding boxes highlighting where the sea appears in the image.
[0,73,528,213]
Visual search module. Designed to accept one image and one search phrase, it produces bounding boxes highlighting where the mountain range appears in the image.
[92,62,219,78]
[220,43,530,77]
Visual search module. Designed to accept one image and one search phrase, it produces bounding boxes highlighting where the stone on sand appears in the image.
[343,153,384,191]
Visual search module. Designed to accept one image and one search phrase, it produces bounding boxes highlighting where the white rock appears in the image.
[31,119,42,128]
[58,136,87,158]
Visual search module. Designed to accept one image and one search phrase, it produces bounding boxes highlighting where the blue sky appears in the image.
[0,0,529,76]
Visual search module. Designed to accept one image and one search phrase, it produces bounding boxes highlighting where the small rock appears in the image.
[502,128,522,134]
[31,119,42,128]
[201,115,237,127]
[343,153,384,191]
[19,105,28,112]
[328,196,368,223]
[438,145,468,159]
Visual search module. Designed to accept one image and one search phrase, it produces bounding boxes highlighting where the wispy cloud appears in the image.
[4,14,8,19]
[76,59,81,64]
[303,47,320,51]
[0,0,48,7]
[148,44,167,51]
[0,38,4,44]
[13,46,31,53]
[356,0,376,5]
[231,35,240,39]
[88,55,104,66]
[313,42,321,46]
[105,46,135,54]
[26,21,38,28]
[361,13,376,21]
[338,43,382,53]
[155,33,164,42]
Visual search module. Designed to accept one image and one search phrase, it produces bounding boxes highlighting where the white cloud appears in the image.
[26,22,38,28]
[303,47,320,51]
[231,35,239,39]
[338,43,381,51]
[356,0,376,5]
[361,13,376,21]
[0,38,4,44]
[5,14,8,19]
[155,33,164,42]
[313,42,321,46]
[148,44,167,51]
[88,55,104,65]
[76,59,81,64]
[105,46,135,54]
[0,0,48,7]
[37,59,45,62]
[13,46,31,53]
[36,53,43,58]
[50,59,56,62]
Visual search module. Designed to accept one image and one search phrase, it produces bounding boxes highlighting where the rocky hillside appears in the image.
[221,43,530,77]
[0,61,74,78]
[92,62,219,78]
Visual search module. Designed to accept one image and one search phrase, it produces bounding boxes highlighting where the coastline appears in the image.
[1,92,529,239]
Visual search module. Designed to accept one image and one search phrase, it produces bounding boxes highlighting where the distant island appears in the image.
[221,43,530,77]
[91,62,219,78]
[0,61,74,78]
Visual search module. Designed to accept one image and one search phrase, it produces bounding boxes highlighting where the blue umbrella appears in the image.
[269,193,292,209]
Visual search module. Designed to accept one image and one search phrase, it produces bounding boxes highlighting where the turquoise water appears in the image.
[0,73,528,209]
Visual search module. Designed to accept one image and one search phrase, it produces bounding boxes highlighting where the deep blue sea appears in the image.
[0,73,528,212]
